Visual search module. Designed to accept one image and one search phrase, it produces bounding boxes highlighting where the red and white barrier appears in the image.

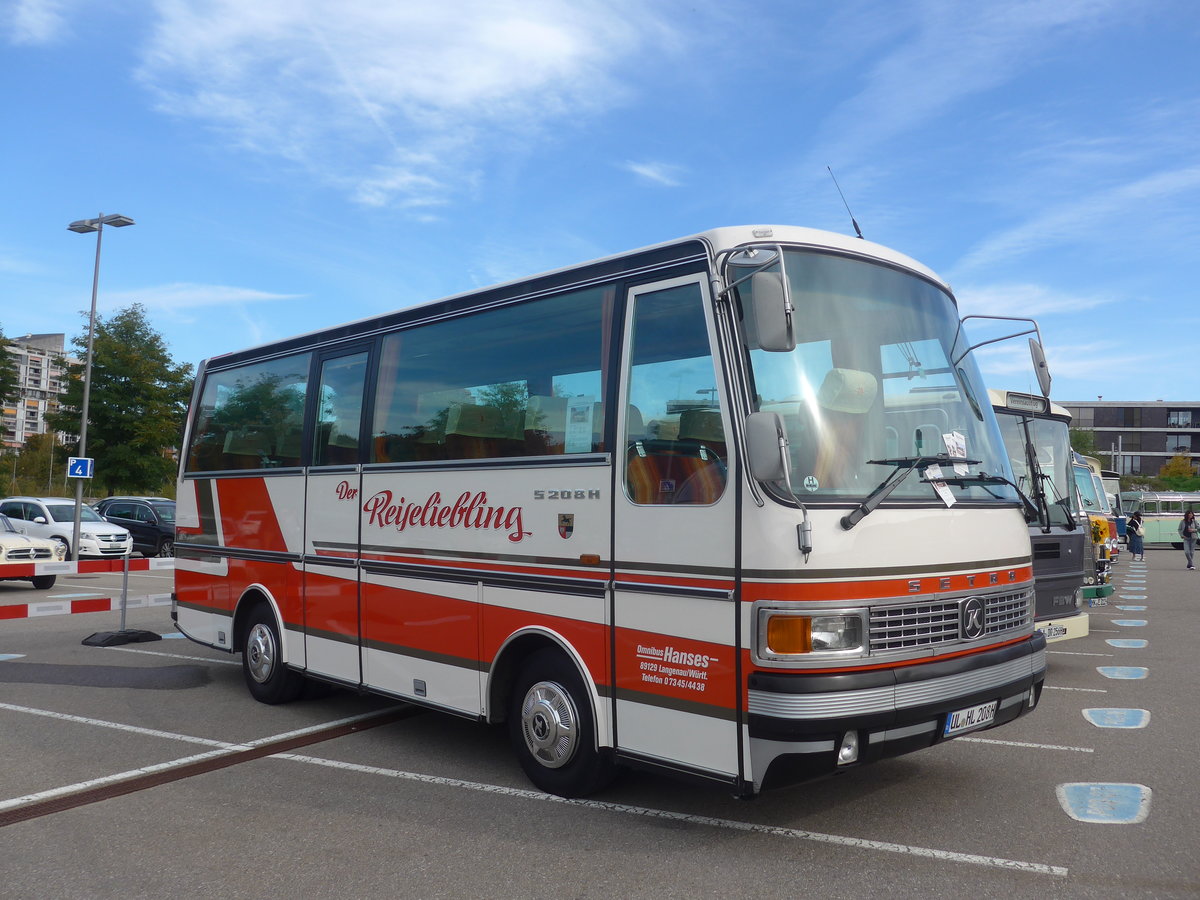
[1,593,174,621]
[0,558,174,621]
[1,556,175,578]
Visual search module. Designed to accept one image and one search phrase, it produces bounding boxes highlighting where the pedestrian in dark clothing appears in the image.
[1127,512,1145,561]
[1179,510,1199,569]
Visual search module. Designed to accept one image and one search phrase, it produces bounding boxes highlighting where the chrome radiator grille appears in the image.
[869,589,1033,652]
[4,547,52,561]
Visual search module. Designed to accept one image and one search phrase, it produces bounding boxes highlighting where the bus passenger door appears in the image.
[303,347,371,685]
[611,276,741,782]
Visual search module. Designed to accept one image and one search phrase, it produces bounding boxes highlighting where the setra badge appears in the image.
[558,514,574,539]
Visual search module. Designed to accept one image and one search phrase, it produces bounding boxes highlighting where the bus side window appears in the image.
[186,352,311,473]
[313,352,368,467]
[623,282,726,505]
[370,285,612,463]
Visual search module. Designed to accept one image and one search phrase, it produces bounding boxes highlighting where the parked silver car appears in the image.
[0,496,132,560]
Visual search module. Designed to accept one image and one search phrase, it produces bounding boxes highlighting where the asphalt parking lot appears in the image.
[1,558,1197,899]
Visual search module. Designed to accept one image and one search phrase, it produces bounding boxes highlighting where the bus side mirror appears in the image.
[1029,338,1052,397]
[751,271,796,352]
[746,411,791,483]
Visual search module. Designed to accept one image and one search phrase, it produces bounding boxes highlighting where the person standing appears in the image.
[1127,512,1145,561]
[1179,509,1199,569]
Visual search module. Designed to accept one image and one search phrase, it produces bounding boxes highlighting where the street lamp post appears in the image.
[67,213,134,559]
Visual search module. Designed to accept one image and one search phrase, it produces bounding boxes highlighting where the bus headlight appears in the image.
[759,610,866,658]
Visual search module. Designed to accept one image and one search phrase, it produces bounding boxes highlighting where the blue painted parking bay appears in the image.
[1097,666,1148,679]
[1082,708,1150,729]
[1057,784,1152,824]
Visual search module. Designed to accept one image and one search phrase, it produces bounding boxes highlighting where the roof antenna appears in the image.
[827,166,864,239]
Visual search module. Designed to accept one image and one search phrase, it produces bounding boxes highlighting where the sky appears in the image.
[1,0,1197,405]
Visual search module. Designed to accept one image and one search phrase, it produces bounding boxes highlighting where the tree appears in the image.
[50,304,194,495]
[1068,428,1097,457]
[1158,454,1200,491]
[0,322,19,407]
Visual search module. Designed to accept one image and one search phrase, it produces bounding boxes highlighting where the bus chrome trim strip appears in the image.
[615,580,734,601]
[360,559,607,597]
[747,652,1044,720]
[174,543,302,565]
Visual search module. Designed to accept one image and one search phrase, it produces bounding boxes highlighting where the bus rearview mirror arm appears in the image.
[950,315,1052,397]
[716,244,796,352]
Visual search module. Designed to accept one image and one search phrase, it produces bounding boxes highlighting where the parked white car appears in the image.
[0,513,67,589]
[0,496,132,560]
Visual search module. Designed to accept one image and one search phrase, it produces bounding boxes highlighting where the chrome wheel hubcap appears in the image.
[520,680,578,769]
[246,623,277,684]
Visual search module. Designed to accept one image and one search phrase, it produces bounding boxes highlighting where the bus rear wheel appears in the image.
[242,604,304,704]
[507,648,614,798]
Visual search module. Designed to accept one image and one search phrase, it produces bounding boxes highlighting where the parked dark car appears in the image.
[93,497,176,557]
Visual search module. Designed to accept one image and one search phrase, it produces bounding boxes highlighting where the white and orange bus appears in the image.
[173,225,1046,797]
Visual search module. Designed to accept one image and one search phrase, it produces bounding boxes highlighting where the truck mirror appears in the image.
[1029,338,1052,397]
[751,271,796,352]
[746,411,790,483]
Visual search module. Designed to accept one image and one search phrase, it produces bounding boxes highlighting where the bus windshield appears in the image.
[994,412,1076,526]
[737,249,1016,502]
[1074,464,1102,512]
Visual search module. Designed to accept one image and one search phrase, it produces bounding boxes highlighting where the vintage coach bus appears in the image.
[173,225,1046,797]
[989,390,1088,641]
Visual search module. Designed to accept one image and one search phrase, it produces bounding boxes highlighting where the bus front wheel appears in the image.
[507,648,614,798]
[242,604,304,704]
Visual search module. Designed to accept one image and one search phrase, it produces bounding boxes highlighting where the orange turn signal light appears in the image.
[766,615,812,654]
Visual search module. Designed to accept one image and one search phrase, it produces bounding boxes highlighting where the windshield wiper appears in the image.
[841,454,979,530]
[927,471,1040,520]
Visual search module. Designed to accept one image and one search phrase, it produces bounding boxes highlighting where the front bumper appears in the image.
[747,634,1047,790]
[78,535,133,558]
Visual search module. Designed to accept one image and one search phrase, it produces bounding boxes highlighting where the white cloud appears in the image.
[808,0,1129,170]
[956,165,1200,272]
[622,161,684,188]
[103,282,302,312]
[135,0,686,209]
[6,0,72,44]
[955,282,1114,318]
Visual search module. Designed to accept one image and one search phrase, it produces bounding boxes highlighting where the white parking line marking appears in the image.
[102,645,240,666]
[0,707,399,813]
[273,753,1068,876]
[1044,685,1107,693]
[957,737,1093,753]
[0,702,238,750]
[1048,651,1112,657]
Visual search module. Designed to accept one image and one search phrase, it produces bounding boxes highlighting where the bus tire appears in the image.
[508,648,614,798]
[242,604,304,705]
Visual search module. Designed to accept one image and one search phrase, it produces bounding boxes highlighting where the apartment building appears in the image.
[1060,400,1200,476]
[1,333,74,449]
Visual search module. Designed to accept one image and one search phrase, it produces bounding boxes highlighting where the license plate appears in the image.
[943,700,998,737]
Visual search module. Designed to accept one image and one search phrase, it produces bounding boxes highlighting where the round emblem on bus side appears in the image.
[961,597,985,640]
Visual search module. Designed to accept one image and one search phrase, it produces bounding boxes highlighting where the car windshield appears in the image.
[0,515,17,534]
[733,249,1016,503]
[48,503,105,523]
[152,503,176,523]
